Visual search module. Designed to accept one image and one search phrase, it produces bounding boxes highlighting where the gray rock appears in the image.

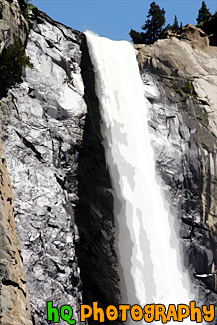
[0,0,28,50]
[1,2,217,324]
[136,37,217,320]
[1,10,86,325]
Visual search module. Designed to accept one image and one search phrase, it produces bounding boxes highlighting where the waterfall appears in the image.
[85,31,194,317]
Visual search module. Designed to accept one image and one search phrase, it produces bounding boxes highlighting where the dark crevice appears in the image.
[54,174,66,190]
[2,278,26,297]
[15,130,44,162]
[75,35,121,325]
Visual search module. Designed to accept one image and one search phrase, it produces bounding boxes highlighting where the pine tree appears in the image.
[129,2,168,44]
[171,15,179,31]
[141,2,166,44]
[129,29,145,44]
[197,1,211,24]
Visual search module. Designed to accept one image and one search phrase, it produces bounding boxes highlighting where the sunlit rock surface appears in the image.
[0,2,217,323]
[1,10,86,324]
[136,37,217,317]
[0,1,32,323]
[0,140,32,324]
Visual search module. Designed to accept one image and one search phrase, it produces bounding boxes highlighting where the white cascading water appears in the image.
[85,31,195,321]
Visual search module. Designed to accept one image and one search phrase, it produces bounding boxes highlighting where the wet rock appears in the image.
[75,37,121,324]
[136,36,217,319]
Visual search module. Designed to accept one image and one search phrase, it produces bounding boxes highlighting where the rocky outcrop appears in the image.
[0,0,28,50]
[0,4,121,323]
[0,1,33,324]
[166,24,209,47]
[136,37,217,315]
[0,9,86,324]
[0,139,32,324]
[165,14,217,47]
[0,1,217,323]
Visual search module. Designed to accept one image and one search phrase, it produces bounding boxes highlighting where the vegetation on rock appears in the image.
[130,2,169,44]
[0,42,33,97]
[197,1,211,24]
[17,0,38,26]
[130,1,213,44]
[175,78,197,98]
[170,15,179,32]
[183,78,196,96]
[0,0,39,98]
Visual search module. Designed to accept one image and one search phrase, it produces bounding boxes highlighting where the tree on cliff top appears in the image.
[171,15,179,31]
[197,1,212,24]
[130,2,168,44]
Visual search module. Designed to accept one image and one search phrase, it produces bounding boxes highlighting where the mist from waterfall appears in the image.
[85,31,195,321]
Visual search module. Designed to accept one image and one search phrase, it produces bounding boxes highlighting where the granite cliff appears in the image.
[0,0,217,324]
[136,29,217,314]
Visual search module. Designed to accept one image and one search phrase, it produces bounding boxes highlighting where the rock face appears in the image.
[0,139,32,324]
[0,4,120,324]
[135,36,217,314]
[0,1,32,324]
[1,1,217,324]
[1,9,86,325]
[166,24,209,47]
[0,0,28,50]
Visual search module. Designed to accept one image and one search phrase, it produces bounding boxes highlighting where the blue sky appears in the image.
[32,0,217,41]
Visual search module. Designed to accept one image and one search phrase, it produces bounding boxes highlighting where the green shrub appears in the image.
[183,78,193,95]
[0,42,33,98]
[27,3,35,10]
[175,89,183,96]
[175,78,197,99]
[182,78,197,97]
